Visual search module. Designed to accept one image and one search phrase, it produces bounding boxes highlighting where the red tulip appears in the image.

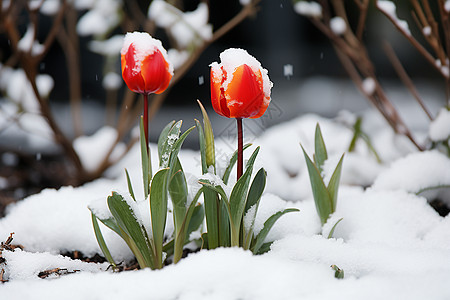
[210,48,272,119]
[121,32,173,95]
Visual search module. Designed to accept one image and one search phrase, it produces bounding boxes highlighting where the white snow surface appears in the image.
[429,108,450,142]
[1,111,450,298]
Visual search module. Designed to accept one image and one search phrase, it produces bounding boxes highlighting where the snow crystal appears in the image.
[102,72,122,90]
[330,17,346,35]
[362,77,376,95]
[88,35,124,56]
[121,32,173,76]
[294,1,322,18]
[373,150,450,195]
[283,64,293,78]
[210,48,273,104]
[377,1,411,35]
[40,0,60,15]
[18,25,44,56]
[429,108,450,142]
[148,1,212,48]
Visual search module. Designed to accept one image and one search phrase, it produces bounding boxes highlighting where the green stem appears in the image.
[143,93,149,157]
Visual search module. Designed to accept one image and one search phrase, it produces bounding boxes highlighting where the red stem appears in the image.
[143,93,149,156]
[237,118,243,180]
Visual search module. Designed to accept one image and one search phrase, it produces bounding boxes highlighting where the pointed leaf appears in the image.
[91,212,116,267]
[314,123,328,174]
[169,168,188,233]
[197,100,215,169]
[229,147,260,244]
[302,145,333,225]
[167,125,196,175]
[158,120,176,157]
[125,168,135,201]
[327,218,343,239]
[107,192,153,268]
[149,168,170,268]
[243,168,267,249]
[327,154,344,212]
[195,119,208,174]
[252,208,299,254]
[222,143,252,185]
[159,121,182,168]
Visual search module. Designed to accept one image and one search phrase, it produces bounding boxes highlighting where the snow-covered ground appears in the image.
[1,92,450,298]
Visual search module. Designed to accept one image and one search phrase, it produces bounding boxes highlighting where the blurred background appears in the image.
[0,0,447,205]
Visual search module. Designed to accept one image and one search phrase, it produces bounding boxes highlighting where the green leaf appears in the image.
[327,154,344,212]
[302,145,333,226]
[327,218,343,239]
[107,192,154,269]
[167,125,196,175]
[149,168,170,268]
[169,168,188,233]
[243,168,267,249]
[348,117,362,152]
[252,208,299,254]
[202,188,220,249]
[158,120,176,157]
[195,119,208,174]
[187,204,205,239]
[222,143,252,185]
[140,117,150,199]
[254,241,273,255]
[228,147,260,246]
[331,265,344,279]
[91,212,117,268]
[125,168,135,201]
[314,123,328,174]
[159,120,182,168]
[197,100,215,169]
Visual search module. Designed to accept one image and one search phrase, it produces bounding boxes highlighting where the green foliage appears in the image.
[302,124,344,226]
[196,101,298,253]
[91,120,203,269]
[331,264,344,279]
[348,117,381,163]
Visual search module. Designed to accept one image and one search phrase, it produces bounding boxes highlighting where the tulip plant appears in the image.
[90,32,204,269]
[198,49,298,252]
[90,35,298,269]
[301,124,344,228]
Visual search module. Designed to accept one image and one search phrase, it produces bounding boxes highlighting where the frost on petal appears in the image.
[330,17,346,35]
[429,108,450,142]
[213,48,273,101]
[377,0,411,35]
[294,1,322,18]
[121,32,173,76]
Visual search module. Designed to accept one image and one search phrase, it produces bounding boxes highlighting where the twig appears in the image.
[383,42,433,120]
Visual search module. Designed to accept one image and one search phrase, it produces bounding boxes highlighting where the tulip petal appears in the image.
[140,49,172,94]
[121,44,146,94]
[225,64,264,119]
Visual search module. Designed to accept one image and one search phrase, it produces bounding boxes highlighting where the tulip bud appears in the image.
[210,48,272,119]
[121,32,173,95]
